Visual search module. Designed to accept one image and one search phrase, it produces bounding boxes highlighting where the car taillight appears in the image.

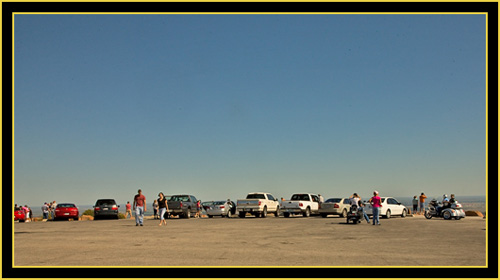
[180,202,183,208]
[334,204,339,208]
[258,201,262,206]
[299,202,303,207]
[112,206,118,210]
[220,206,225,209]
[95,207,100,211]
[55,209,60,212]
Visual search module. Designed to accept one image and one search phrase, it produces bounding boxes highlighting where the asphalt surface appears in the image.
[13,214,487,267]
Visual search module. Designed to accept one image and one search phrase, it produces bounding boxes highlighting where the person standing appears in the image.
[133,189,147,226]
[42,202,49,220]
[369,191,382,225]
[419,192,427,214]
[158,192,168,226]
[153,199,159,219]
[22,205,30,222]
[318,194,325,203]
[124,201,132,219]
[50,201,57,221]
[412,196,419,214]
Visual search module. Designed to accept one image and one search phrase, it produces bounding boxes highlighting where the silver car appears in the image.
[206,201,236,218]
[319,198,351,218]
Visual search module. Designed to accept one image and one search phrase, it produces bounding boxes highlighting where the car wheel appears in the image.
[261,206,267,218]
[341,209,347,218]
[19,219,25,223]
[185,209,191,219]
[284,212,290,218]
[275,207,280,217]
[401,209,407,218]
[238,212,246,218]
[385,210,391,219]
[227,211,231,218]
[321,214,328,218]
[303,207,311,217]
[208,215,213,218]
[442,211,452,220]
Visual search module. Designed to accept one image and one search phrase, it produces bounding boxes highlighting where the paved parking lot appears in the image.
[13,215,487,267]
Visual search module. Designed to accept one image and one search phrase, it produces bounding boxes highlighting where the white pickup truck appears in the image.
[281,193,320,217]
[236,192,280,218]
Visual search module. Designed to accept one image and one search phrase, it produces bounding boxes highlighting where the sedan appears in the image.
[206,200,236,218]
[319,198,351,218]
[364,197,408,218]
[54,203,79,220]
[14,209,26,222]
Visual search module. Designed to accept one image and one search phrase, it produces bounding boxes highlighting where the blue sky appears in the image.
[14,14,487,206]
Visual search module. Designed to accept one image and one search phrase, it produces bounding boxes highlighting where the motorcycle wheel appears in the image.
[424,211,432,219]
[442,211,452,220]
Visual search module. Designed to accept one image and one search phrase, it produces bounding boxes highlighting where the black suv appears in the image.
[93,199,120,220]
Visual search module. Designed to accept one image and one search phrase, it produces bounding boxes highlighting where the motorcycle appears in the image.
[424,199,466,220]
[346,205,363,224]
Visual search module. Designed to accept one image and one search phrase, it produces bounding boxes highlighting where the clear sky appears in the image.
[14,14,487,206]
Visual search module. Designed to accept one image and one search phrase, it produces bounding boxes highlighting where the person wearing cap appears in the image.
[368,191,382,225]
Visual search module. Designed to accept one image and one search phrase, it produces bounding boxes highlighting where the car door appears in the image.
[266,194,278,211]
[310,195,320,212]
[387,198,402,215]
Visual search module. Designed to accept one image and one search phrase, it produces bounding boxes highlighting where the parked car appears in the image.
[166,195,198,219]
[206,200,236,218]
[201,201,214,211]
[319,198,351,218]
[364,197,408,218]
[93,199,120,220]
[281,193,320,217]
[54,203,79,220]
[14,209,26,222]
[236,192,280,218]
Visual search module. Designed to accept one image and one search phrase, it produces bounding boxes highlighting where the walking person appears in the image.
[358,200,370,223]
[419,192,427,214]
[133,189,147,226]
[158,192,168,226]
[369,191,382,225]
[124,201,133,219]
[412,196,419,215]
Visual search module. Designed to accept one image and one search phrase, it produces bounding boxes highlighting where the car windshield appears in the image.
[325,198,341,203]
[291,194,309,201]
[57,204,76,208]
[96,200,116,206]
[246,194,266,199]
[170,196,189,202]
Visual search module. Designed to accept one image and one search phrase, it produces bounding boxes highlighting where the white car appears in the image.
[364,197,408,218]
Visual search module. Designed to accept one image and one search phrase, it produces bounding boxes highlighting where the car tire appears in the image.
[227,211,231,218]
[303,207,311,217]
[321,214,328,218]
[275,207,280,217]
[19,219,25,223]
[238,212,246,218]
[401,209,407,218]
[185,209,191,219]
[208,215,213,218]
[284,212,290,218]
[261,207,267,218]
[341,209,347,218]
[385,210,391,219]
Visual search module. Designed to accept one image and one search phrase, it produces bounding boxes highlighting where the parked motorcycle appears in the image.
[424,199,466,220]
[346,205,362,224]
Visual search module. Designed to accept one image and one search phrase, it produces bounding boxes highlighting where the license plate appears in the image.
[245,208,252,211]
[64,213,69,215]
[103,208,108,210]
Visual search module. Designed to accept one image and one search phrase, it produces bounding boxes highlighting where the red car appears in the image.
[14,209,26,222]
[54,203,79,220]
